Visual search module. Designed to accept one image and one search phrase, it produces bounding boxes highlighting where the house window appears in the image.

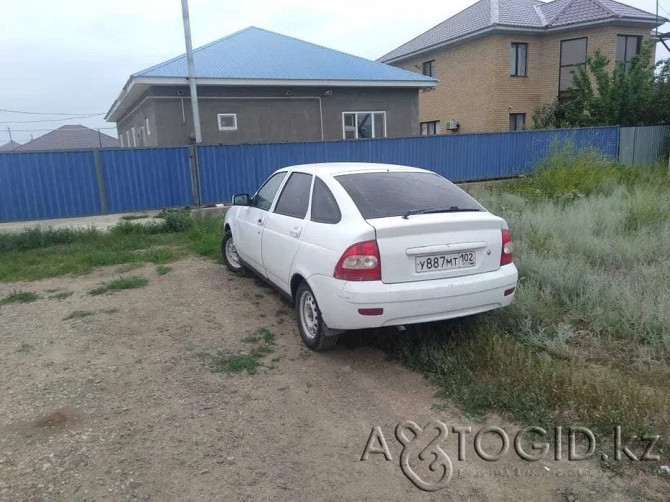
[616,35,642,72]
[559,37,588,96]
[510,42,528,76]
[422,60,435,77]
[509,113,526,131]
[217,113,238,131]
[342,112,386,139]
[420,121,440,135]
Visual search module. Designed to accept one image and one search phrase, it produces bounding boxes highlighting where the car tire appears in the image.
[295,282,338,352]
[221,231,244,274]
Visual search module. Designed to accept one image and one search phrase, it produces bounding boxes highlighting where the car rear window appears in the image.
[335,171,482,219]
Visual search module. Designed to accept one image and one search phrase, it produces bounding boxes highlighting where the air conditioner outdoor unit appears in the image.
[444,119,459,131]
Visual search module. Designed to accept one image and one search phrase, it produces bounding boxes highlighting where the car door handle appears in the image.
[257,218,264,225]
[290,226,302,238]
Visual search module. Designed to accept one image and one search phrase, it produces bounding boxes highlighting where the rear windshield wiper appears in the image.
[402,206,482,219]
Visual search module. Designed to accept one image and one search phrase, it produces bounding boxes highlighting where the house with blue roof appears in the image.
[105,27,437,147]
[378,0,666,134]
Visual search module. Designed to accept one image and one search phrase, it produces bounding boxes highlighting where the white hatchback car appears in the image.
[222,163,518,351]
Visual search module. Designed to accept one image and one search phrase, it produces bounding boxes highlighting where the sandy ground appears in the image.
[0,257,667,501]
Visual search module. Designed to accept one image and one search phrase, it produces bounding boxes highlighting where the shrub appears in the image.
[161,211,193,233]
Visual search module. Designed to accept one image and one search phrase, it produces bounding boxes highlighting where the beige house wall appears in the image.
[396,24,656,134]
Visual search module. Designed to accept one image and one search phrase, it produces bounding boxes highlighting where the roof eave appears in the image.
[380,17,666,65]
[106,76,438,123]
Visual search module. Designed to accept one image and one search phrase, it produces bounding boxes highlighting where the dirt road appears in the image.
[0,258,664,500]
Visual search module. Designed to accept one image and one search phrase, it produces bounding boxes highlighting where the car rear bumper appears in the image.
[308,264,518,330]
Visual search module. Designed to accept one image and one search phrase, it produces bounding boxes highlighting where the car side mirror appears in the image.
[232,193,251,206]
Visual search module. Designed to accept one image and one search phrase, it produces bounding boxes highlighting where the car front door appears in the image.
[234,171,287,274]
[261,172,313,293]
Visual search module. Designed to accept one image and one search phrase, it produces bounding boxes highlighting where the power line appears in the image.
[0,113,107,124]
[0,107,105,116]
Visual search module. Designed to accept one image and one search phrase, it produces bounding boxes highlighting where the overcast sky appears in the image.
[1,0,668,144]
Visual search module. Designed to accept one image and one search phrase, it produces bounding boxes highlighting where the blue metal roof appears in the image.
[133,27,436,83]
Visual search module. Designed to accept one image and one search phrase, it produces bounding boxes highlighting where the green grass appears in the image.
[260,327,275,344]
[0,215,222,282]
[0,291,39,306]
[17,342,34,354]
[380,151,670,448]
[88,276,148,295]
[204,328,277,375]
[63,310,94,320]
[155,265,172,275]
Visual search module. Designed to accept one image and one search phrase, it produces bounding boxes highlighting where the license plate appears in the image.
[415,251,476,273]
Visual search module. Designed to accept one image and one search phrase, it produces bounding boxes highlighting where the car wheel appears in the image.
[295,282,338,352]
[221,231,244,274]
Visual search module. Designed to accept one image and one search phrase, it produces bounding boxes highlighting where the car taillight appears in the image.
[334,240,381,281]
[501,229,514,266]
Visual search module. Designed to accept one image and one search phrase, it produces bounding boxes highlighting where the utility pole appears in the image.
[181,0,202,144]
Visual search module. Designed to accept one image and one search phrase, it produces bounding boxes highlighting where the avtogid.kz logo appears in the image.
[361,421,663,492]
[362,421,454,492]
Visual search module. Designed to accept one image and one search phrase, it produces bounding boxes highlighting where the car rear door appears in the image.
[235,171,287,273]
[261,172,313,293]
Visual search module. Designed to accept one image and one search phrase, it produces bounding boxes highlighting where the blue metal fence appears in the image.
[101,147,194,213]
[0,151,101,221]
[0,125,637,222]
[198,126,619,204]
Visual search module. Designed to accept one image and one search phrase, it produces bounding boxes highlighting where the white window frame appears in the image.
[341,111,387,140]
[217,113,238,131]
[145,118,151,136]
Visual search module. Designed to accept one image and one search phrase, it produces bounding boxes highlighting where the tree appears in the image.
[533,41,670,129]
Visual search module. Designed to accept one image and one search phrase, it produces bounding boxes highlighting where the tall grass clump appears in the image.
[495,147,662,202]
[0,226,103,253]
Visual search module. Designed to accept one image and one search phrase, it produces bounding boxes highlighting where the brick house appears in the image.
[378,0,666,134]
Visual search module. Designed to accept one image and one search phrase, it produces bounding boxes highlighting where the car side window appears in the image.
[311,177,342,224]
[274,172,313,219]
[252,172,287,211]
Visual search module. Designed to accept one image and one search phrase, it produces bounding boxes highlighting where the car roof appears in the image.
[277,162,431,177]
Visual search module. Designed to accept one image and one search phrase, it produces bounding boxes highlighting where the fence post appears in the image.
[188,145,201,207]
[93,149,108,214]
